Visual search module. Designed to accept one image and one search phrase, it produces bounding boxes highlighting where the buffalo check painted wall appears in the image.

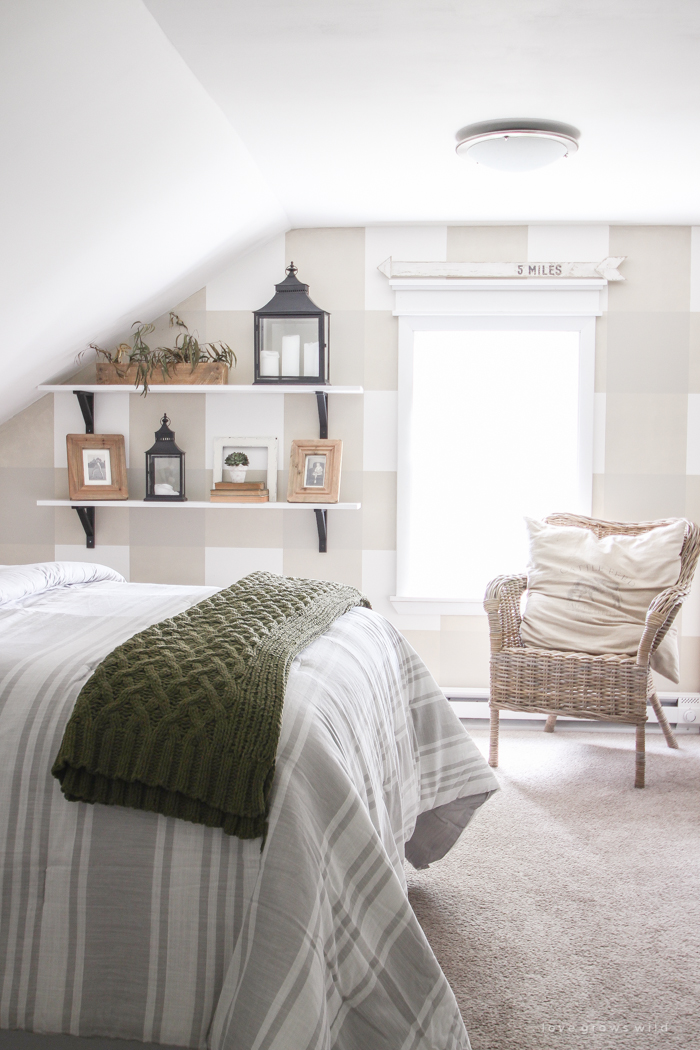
[2,224,700,690]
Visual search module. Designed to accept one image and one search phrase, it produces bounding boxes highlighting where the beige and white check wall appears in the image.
[2,223,700,690]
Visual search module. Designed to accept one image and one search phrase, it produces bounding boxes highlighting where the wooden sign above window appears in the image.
[378,257,625,282]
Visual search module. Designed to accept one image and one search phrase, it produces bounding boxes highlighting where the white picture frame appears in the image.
[212,436,278,502]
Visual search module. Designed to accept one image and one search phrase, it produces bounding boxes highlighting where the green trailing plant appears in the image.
[81,313,237,395]
[225,452,249,467]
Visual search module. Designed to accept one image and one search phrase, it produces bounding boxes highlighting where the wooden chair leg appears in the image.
[649,692,679,750]
[489,706,499,767]
[635,723,645,788]
[544,714,557,733]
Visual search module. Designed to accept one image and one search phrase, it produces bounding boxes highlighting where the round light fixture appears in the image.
[455,118,579,172]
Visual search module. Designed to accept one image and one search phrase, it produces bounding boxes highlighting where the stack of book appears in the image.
[210,481,269,503]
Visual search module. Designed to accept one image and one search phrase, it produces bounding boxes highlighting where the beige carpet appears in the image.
[406,724,700,1050]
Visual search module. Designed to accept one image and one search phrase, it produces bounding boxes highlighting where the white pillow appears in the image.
[0,561,125,607]
[520,518,687,683]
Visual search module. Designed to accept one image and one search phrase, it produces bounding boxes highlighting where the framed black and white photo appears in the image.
[66,434,128,500]
[288,439,342,503]
[304,454,327,488]
[82,448,112,485]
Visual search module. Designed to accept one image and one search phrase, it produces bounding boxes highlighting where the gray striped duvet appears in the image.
[0,576,498,1050]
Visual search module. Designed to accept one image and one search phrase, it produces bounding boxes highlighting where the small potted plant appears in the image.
[224,451,249,482]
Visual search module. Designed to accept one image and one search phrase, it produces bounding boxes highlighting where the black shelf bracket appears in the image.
[73,390,94,433]
[72,392,96,546]
[314,393,329,550]
[314,509,328,553]
[316,391,328,439]
[74,506,95,549]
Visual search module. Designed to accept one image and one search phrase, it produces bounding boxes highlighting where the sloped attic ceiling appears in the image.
[0,0,288,425]
[145,0,700,227]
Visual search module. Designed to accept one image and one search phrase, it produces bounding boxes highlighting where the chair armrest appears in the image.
[637,521,700,665]
[636,584,687,667]
[483,574,527,653]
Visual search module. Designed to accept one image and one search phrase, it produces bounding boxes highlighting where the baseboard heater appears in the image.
[445,688,700,733]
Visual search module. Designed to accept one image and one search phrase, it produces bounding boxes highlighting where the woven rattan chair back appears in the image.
[483,513,700,788]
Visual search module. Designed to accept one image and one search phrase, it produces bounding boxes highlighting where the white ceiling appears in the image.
[145,0,700,226]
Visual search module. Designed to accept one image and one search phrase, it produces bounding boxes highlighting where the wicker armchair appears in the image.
[483,514,700,788]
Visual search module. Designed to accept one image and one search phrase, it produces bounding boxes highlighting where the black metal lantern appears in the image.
[254,263,330,385]
[144,414,186,501]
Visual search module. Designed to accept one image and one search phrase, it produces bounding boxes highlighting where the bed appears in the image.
[0,563,498,1050]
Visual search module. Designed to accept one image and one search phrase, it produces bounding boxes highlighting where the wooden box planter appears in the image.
[96,362,228,386]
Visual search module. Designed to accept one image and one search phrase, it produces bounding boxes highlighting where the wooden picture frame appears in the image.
[287,439,342,503]
[66,434,128,500]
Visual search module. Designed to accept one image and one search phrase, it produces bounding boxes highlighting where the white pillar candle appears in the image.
[281,334,301,376]
[303,341,320,377]
[259,350,280,377]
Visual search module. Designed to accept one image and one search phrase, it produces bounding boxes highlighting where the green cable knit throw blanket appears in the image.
[52,572,370,839]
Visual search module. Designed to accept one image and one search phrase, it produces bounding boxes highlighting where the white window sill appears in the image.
[389,596,484,616]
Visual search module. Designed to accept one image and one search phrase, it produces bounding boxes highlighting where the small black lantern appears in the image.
[144,414,186,501]
[254,263,330,384]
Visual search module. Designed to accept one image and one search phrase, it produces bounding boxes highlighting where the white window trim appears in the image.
[389,277,604,616]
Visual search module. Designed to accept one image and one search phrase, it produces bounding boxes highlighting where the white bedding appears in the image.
[0,561,125,606]
[0,566,498,1049]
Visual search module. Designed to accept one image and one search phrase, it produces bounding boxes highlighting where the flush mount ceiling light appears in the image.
[455,118,580,172]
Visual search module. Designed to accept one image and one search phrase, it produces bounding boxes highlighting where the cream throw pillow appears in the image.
[520,518,686,683]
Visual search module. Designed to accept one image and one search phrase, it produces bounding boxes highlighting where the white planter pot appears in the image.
[225,466,247,482]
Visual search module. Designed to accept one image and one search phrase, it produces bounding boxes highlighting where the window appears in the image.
[389,274,602,614]
[403,329,583,601]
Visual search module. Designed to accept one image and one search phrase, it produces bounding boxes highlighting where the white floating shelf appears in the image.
[38,501,360,510]
[39,387,362,551]
[38,384,363,394]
